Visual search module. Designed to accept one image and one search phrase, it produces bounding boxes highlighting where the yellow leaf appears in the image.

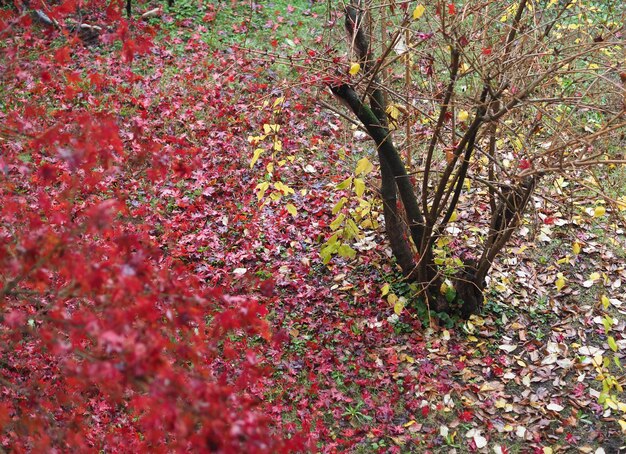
[589,272,601,281]
[355,157,373,176]
[436,236,451,247]
[388,293,398,307]
[274,181,294,195]
[449,211,458,222]
[386,104,401,120]
[250,148,264,168]
[593,206,606,217]
[255,181,269,200]
[555,277,566,291]
[381,283,390,297]
[394,297,405,315]
[286,203,297,217]
[572,242,581,254]
[263,123,280,134]
[592,354,603,368]
[413,4,425,19]
[273,139,282,151]
[556,255,570,265]
[354,178,365,197]
[608,336,618,352]
[601,295,610,309]
[457,110,469,122]
[605,396,618,410]
[618,419,626,433]
[349,62,361,75]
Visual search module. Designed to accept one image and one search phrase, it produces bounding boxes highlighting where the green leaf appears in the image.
[602,315,614,334]
[336,177,353,190]
[614,356,622,370]
[330,214,345,231]
[332,197,347,215]
[445,286,457,303]
[320,239,340,264]
[345,219,360,239]
[338,244,356,259]
[608,336,618,352]
[320,248,332,264]
[326,233,339,245]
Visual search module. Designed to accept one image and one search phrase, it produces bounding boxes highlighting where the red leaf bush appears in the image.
[0,3,304,451]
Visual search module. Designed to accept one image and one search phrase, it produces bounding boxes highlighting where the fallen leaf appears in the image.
[546,402,564,412]
[593,206,606,217]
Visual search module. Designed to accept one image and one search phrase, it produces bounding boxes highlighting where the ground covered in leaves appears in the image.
[1,1,625,452]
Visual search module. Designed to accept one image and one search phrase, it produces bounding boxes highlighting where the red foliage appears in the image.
[0,3,305,451]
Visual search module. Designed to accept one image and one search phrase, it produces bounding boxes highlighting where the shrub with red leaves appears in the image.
[0,2,303,451]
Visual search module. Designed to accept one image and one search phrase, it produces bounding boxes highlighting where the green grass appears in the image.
[146,0,326,52]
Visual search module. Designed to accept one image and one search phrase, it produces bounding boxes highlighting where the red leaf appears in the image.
[458,410,473,422]
[4,310,26,328]
[54,46,71,64]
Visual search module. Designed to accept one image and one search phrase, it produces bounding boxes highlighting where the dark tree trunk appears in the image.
[328,0,539,319]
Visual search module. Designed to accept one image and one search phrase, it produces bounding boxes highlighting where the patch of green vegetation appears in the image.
[341,401,372,426]
[205,0,325,50]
